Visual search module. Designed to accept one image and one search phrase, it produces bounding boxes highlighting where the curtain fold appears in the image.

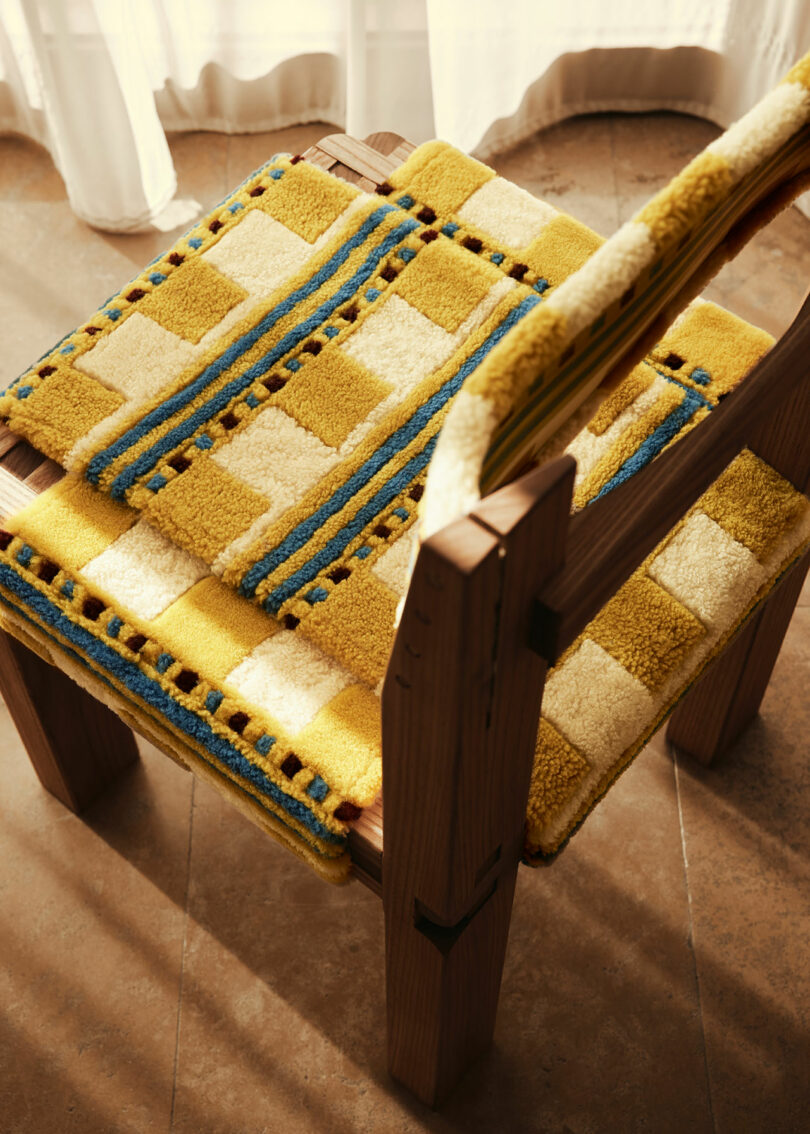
[1,0,808,231]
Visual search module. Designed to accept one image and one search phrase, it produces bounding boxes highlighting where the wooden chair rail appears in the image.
[534,290,810,663]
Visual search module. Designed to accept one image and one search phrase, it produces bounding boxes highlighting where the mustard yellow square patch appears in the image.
[8,366,125,463]
[293,683,382,805]
[274,347,390,448]
[657,302,773,400]
[526,213,602,286]
[588,573,706,692]
[258,163,359,243]
[300,569,397,687]
[144,456,269,562]
[5,473,135,571]
[699,449,809,561]
[153,575,277,682]
[395,238,501,333]
[139,258,248,344]
[528,718,590,830]
[392,140,494,217]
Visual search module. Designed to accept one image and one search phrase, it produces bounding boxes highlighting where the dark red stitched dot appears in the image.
[220,412,239,430]
[380,264,398,283]
[84,325,101,335]
[174,668,199,693]
[38,560,59,584]
[409,483,424,502]
[209,219,224,233]
[82,596,105,621]
[420,229,439,243]
[417,206,436,224]
[509,263,528,280]
[228,711,249,734]
[302,340,322,355]
[0,530,13,551]
[341,304,359,322]
[334,801,362,822]
[168,454,191,473]
[263,375,287,393]
[126,288,145,302]
[280,753,303,778]
[249,185,265,197]
[283,613,300,630]
[663,352,684,370]
[38,365,56,377]
[290,154,304,165]
[327,566,351,584]
[168,252,185,266]
[375,181,393,195]
[126,633,147,652]
[462,236,483,253]
[373,523,391,539]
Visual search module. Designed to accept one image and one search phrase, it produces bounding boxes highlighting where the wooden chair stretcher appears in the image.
[0,130,808,1108]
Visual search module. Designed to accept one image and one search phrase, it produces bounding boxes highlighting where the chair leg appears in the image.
[0,628,139,811]
[667,551,809,765]
[385,862,518,1107]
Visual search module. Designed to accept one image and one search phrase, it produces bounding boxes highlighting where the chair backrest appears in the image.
[420,54,810,539]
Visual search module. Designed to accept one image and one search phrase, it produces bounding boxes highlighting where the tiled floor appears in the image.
[1,115,808,1134]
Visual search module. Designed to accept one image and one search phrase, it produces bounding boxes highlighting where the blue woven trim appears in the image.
[592,387,705,501]
[0,563,344,848]
[85,207,403,492]
[242,292,541,602]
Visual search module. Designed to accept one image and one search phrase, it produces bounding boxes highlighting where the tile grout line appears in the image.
[673,751,717,1134]
[169,776,196,1133]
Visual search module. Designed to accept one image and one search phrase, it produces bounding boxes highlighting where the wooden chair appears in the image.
[0,130,808,1109]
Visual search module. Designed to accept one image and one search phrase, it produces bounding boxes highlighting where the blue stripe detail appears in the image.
[0,564,343,847]
[354,546,372,559]
[244,293,540,605]
[188,236,203,249]
[255,734,275,756]
[16,544,33,567]
[307,775,328,802]
[592,389,705,502]
[17,386,33,399]
[689,366,711,386]
[205,690,223,713]
[156,652,174,673]
[95,209,412,498]
[263,441,438,612]
[106,615,123,638]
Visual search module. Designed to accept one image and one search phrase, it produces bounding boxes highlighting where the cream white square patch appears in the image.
[226,631,353,734]
[458,178,557,249]
[82,519,207,620]
[648,512,768,630]
[542,639,655,770]
[211,406,338,522]
[75,311,197,400]
[202,209,313,295]
[371,525,419,597]
[342,294,455,395]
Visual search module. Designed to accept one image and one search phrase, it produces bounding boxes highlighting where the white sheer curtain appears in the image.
[1,0,808,231]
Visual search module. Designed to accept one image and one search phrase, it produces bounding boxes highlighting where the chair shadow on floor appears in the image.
[5,613,805,1134]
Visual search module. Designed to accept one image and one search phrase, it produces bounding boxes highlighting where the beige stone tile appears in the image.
[611,111,720,225]
[169,741,710,1133]
[0,709,192,1133]
[673,605,810,1134]
[0,134,66,201]
[490,113,620,237]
